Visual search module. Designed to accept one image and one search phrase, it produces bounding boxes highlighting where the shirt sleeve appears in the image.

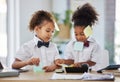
[53,44,62,60]
[64,43,74,60]
[15,43,33,61]
[91,43,101,63]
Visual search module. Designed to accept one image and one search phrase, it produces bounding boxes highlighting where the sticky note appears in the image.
[84,25,93,38]
[54,21,60,31]
[69,64,74,67]
[74,42,84,51]
[33,63,44,73]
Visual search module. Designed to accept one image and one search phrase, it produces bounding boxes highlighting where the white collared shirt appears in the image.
[64,37,102,71]
[15,36,61,67]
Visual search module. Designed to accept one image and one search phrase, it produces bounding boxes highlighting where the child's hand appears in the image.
[73,62,82,67]
[43,64,57,72]
[27,58,40,66]
[54,59,64,66]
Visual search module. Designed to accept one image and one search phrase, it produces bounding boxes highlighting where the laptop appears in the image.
[0,61,20,77]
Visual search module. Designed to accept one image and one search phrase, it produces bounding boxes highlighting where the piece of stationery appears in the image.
[74,42,84,51]
[33,63,44,72]
[84,25,93,38]
[54,21,60,31]
[51,73,83,80]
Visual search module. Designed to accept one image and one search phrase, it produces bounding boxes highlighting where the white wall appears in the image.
[52,0,68,23]
[19,0,52,45]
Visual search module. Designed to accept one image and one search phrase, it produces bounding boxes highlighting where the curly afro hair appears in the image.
[29,10,54,31]
[72,3,99,27]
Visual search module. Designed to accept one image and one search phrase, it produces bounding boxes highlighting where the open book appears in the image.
[51,73,114,81]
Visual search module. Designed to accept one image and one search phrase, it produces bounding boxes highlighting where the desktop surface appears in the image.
[0,70,120,82]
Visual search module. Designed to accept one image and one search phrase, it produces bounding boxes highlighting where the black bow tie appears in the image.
[84,41,89,47]
[37,41,49,48]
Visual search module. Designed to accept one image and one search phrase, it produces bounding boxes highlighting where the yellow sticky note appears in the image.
[54,21,60,31]
[84,25,93,38]
[69,64,74,67]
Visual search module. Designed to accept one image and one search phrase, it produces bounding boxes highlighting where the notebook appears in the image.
[0,61,19,77]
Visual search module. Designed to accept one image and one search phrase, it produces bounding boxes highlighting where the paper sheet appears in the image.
[51,73,83,80]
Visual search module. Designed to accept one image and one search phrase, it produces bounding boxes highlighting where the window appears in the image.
[0,0,7,59]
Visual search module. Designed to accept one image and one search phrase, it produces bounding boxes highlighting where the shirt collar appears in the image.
[87,36,95,43]
[33,35,43,46]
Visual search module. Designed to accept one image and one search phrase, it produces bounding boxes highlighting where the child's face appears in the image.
[74,26,87,42]
[35,21,54,42]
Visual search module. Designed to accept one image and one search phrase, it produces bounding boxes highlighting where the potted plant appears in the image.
[52,10,72,39]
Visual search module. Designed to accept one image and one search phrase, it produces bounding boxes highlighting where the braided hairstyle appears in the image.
[72,3,99,27]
